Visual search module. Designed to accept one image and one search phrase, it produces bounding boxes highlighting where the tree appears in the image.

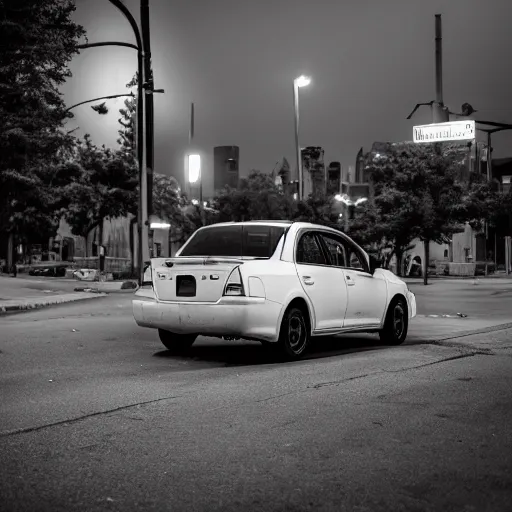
[356,142,492,283]
[213,170,295,222]
[152,173,218,247]
[63,135,138,258]
[350,199,417,274]
[117,73,138,153]
[0,0,85,262]
[290,194,340,228]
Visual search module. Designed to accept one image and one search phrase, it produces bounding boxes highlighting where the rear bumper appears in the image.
[132,292,283,342]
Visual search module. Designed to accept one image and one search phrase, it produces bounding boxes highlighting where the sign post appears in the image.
[413,120,475,144]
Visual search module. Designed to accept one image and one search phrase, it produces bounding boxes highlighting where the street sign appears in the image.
[413,120,476,143]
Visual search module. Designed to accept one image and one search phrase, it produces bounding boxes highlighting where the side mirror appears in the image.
[369,255,380,274]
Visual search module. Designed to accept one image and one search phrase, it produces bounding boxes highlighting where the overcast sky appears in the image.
[61,0,512,196]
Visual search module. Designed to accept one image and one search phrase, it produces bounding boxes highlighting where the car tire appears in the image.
[276,306,310,361]
[379,297,408,346]
[158,329,197,352]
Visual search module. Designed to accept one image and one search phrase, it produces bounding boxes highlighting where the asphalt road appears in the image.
[406,278,512,318]
[1,293,512,511]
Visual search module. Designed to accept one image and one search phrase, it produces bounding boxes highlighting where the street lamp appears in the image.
[187,154,202,203]
[293,75,311,201]
[74,0,164,286]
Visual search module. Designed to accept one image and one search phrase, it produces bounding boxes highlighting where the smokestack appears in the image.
[189,102,194,143]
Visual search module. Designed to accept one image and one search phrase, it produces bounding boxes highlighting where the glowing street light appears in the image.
[150,222,171,229]
[295,75,311,88]
[293,75,311,201]
[188,154,201,184]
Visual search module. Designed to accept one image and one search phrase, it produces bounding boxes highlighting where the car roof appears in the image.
[197,220,344,232]
[198,220,293,228]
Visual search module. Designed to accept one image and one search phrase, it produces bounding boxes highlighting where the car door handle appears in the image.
[302,276,314,285]
[346,275,356,286]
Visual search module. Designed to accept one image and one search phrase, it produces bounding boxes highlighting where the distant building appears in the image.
[355,147,365,183]
[326,161,341,196]
[492,157,512,193]
[214,146,240,191]
[301,146,325,197]
[277,157,291,187]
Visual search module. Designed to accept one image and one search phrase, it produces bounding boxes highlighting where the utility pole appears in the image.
[293,82,302,201]
[433,14,449,124]
[141,0,154,219]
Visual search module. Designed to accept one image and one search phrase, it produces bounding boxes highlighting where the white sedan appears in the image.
[133,221,416,361]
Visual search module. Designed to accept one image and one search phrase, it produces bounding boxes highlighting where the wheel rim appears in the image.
[393,303,406,339]
[287,312,307,354]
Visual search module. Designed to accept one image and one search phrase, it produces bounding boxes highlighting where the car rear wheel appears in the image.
[158,329,197,352]
[379,298,408,345]
[276,306,310,361]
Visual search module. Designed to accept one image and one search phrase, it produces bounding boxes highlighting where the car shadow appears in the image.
[153,333,390,368]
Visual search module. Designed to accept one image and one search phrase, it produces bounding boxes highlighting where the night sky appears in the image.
[60,0,512,196]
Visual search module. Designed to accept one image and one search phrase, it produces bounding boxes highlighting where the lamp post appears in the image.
[293,75,311,201]
[75,0,163,285]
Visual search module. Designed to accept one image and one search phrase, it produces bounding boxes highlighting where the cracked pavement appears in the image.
[1,294,512,511]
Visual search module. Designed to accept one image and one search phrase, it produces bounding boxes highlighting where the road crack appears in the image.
[0,394,187,438]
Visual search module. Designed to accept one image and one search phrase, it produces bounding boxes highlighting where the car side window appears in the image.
[319,234,347,267]
[348,251,364,270]
[296,232,326,265]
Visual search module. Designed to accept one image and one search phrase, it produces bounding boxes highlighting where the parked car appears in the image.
[133,221,417,361]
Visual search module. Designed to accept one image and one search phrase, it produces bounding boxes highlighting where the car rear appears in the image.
[132,223,290,342]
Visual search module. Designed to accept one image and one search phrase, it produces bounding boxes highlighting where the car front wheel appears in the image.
[276,306,310,361]
[158,329,197,352]
[379,298,408,345]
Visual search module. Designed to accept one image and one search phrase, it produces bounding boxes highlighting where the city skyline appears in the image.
[61,0,512,196]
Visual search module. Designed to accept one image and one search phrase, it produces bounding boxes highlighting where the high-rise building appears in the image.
[301,146,325,197]
[326,161,341,196]
[214,146,239,191]
[355,147,365,183]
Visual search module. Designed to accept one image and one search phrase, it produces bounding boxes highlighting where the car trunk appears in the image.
[151,257,242,302]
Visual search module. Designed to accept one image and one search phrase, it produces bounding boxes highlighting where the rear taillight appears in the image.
[223,267,245,296]
[142,262,153,286]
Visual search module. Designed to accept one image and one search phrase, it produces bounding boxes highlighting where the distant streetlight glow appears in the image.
[150,222,171,229]
[188,154,201,184]
[334,194,368,207]
[294,75,311,88]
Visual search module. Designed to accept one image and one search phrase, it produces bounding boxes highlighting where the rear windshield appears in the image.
[179,225,287,258]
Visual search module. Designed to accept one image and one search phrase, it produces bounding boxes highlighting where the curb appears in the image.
[73,285,139,294]
[0,293,107,316]
[405,275,512,281]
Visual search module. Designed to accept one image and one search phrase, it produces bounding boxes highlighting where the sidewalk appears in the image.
[403,273,512,283]
[0,275,135,315]
[1,272,138,291]
[0,292,107,314]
